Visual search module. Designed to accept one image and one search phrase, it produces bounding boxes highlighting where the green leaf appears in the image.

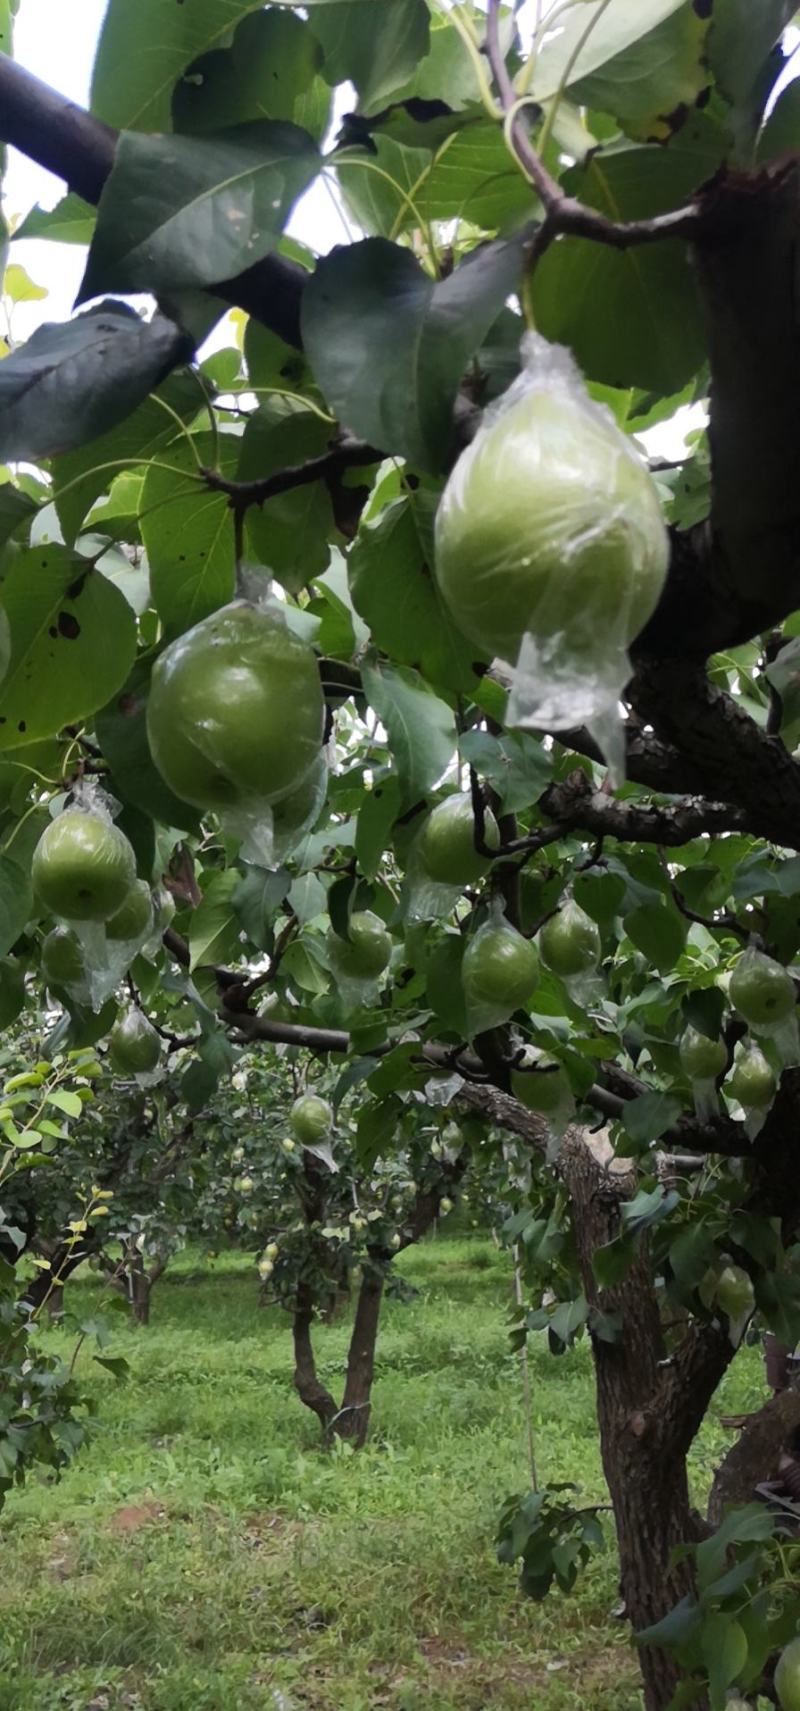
[93,1355,130,1381]
[302,235,523,471]
[702,1611,748,1708]
[592,1234,636,1288]
[0,857,32,955]
[572,870,626,924]
[681,986,726,1040]
[361,656,456,805]
[355,1094,401,1170]
[637,1594,702,1650]
[0,482,36,555]
[0,546,137,749]
[313,0,429,112]
[238,405,335,595]
[79,123,320,301]
[3,264,47,303]
[95,659,201,833]
[141,432,238,636]
[458,729,552,814]
[173,10,330,142]
[571,5,712,142]
[624,901,687,973]
[188,871,243,971]
[334,137,433,241]
[755,1270,800,1348]
[349,493,482,692]
[0,304,190,465]
[621,1092,682,1145]
[620,1183,679,1236]
[13,193,96,245]
[355,777,402,881]
[708,0,793,112]
[53,369,200,546]
[757,78,800,162]
[233,868,291,953]
[425,933,469,1037]
[45,1089,82,1118]
[531,0,690,100]
[534,118,726,392]
[416,122,539,232]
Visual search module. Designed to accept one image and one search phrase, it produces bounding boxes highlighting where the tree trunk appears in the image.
[292,1281,338,1433]
[708,1387,800,1526]
[338,1268,384,1448]
[562,1132,732,1711]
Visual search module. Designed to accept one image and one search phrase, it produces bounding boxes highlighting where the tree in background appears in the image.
[1,3,800,1706]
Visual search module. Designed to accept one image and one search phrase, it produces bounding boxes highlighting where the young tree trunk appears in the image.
[292,1280,338,1434]
[338,1268,384,1448]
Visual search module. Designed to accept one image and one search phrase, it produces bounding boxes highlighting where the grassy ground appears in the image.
[0,1236,766,1711]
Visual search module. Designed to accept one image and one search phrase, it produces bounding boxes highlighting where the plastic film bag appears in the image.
[462,901,539,1036]
[434,333,669,783]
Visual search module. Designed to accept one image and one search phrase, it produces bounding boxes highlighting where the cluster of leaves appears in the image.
[638,1504,800,1710]
[496,1483,606,1601]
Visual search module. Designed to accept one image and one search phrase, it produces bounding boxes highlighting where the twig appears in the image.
[656,849,748,944]
[484,0,701,258]
[200,439,381,511]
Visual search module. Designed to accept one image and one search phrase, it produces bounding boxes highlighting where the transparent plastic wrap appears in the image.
[538,896,602,1007]
[402,792,498,924]
[725,1040,778,1141]
[32,784,140,1011]
[107,1006,163,1086]
[327,909,393,1017]
[434,332,669,782]
[728,947,800,1067]
[511,1046,576,1150]
[462,901,539,1036]
[678,1025,727,1124]
[146,597,325,868]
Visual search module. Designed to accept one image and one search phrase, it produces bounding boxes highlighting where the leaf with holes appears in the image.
[0,304,190,464]
[79,122,320,301]
[0,546,137,749]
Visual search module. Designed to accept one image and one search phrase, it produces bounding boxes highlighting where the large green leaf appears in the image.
[302,236,523,471]
[0,546,137,749]
[0,483,36,554]
[0,305,190,465]
[53,369,200,546]
[361,656,456,804]
[172,10,330,142]
[312,0,429,112]
[756,78,800,162]
[95,659,201,833]
[140,432,238,637]
[90,0,383,131]
[533,119,725,392]
[334,137,433,241]
[708,0,793,110]
[189,870,243,971]
[79,123,320,302]
[531,0,689,100]
[238,404,336,595]
[416,122,536,232]
[348,492,482,692]
[0,856,32,955]
[571,3,712,141]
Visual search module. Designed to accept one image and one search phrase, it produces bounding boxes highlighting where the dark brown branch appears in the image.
[708,1387,800,1526]
[0,53,306,348]
[656,849,748,944]
[484,0,701,254]
[541,768,750,846]
[200,439,381,509]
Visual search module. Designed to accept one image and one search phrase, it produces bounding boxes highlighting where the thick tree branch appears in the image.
[707,1387,800,1526]
[0,53,306,348]
[630,661,800,851]
[540,768,750,845]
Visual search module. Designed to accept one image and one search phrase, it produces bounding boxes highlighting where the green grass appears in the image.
[0,1238,767,1711]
